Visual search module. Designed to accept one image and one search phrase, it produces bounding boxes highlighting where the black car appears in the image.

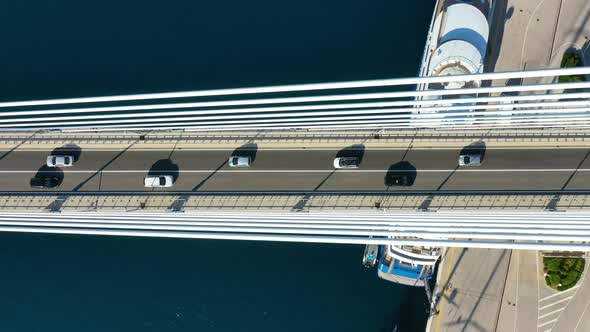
[385,174,413,186]
[30,176,60,189]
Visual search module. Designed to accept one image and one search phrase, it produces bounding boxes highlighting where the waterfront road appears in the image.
[0,148,589,192]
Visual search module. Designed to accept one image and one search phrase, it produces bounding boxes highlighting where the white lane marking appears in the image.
[540,286,580,302]
[514,251,520,332]
[535,250,553,332]
[539,296,574,310]
[574,300,590,332]
[536,250,540,331]
[552,263,590,331]
[538,308,565,320]
[538,318,558,328]
[0,169,589,173]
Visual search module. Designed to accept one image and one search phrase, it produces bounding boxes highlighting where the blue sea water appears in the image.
[0,0,434,331]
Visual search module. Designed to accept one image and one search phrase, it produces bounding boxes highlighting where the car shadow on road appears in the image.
[231,143,258,164]
[148,159,180,183]
[335,144,366,164]
[51,143,82,162]
[460,141,487,163]
[33,165,64,185]
[384,161,417,188]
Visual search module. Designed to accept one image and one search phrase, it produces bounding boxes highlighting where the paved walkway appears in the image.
[550,0,590,67]
[4,193,590,213]
[488,0,561,74]
[426,248,511,332]
[488,0,590,75]
[497,251,590,332]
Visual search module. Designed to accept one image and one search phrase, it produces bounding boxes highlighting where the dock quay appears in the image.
[425,0,590,331]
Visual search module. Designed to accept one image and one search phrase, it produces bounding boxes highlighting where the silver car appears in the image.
[333,157,360,169]
[228,156,251,167]
[144,175,174,187]
[458,154,482,166]
[46,155,74,167]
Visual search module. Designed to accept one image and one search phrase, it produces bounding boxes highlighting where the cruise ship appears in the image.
[413,0,493,127]
[376,0,493,287]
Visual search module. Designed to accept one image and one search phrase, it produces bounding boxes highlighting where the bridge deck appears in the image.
[0,130,585,211]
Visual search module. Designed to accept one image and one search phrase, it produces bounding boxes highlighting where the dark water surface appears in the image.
[0,0,434,331]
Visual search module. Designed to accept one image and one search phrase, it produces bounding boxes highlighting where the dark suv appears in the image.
[385,174,413,187]
[30,176,60,189]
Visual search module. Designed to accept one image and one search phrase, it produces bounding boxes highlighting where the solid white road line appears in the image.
[0,169,588,173]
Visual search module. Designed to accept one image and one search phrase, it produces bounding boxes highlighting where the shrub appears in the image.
[559,52,585,83]
[543,257,585,291]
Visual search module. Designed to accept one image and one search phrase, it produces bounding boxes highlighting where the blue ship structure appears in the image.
[377,242,441,287]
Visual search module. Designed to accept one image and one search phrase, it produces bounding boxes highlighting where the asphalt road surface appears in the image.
[0,148,588,192]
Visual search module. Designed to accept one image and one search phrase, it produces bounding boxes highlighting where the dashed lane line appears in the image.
[1,169,590,173]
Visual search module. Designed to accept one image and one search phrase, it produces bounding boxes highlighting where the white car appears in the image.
[46,155,75,167]
[228,156,251,167]
[333,157,360,169]
[458,154,482,166]
[144,175,174,187]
